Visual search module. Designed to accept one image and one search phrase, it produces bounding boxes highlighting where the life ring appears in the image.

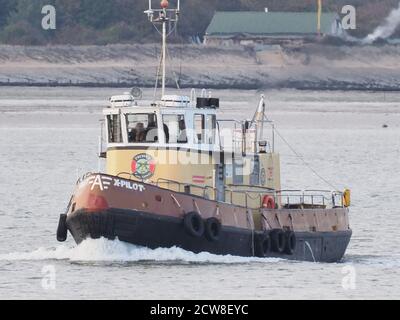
[255,232,271,258]
[262,196,276,209]
[184,212,205,238]
[205,218,222,242]
[57,214,68,242]
[270,229,286,253]
[284,231,297,255]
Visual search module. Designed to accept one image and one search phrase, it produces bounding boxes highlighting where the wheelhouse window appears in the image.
[163,115,187,144]
[206,115,216,144]
[195,114,216,145]
[126,113,158,143]
[194,114,205,144]
[233,160,244,185]
[107,114,123,143]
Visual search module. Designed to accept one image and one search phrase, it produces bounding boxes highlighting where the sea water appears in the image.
[0,87,399,300]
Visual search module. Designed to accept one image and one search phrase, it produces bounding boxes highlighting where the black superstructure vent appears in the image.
[196,98,220,109]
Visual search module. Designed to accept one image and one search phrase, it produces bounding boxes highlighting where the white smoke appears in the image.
[363,2,400,44]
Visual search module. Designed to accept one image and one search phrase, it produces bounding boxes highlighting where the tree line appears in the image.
[0,0,399,45]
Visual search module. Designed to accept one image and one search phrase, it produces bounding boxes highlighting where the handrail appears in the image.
[76,172,93,185]
[156,178,216,199]
[277,189,344,208]
[225,188,267,209]
[92,175,345,210]
[117,172,134,179]
[217,118,275,154]
[217,119,244,155]
[276,189,340,193]
[217,119,243,124]
[227,184,276,192]
[155,178,345,209]
[217,119,274,124]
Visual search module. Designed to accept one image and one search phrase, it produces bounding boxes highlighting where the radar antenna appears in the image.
[130,87,143,100]
[145,0,181,98]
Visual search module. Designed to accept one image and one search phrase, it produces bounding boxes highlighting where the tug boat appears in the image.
[57,1,352,262]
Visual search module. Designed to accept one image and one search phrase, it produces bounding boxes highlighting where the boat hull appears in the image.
[67,208,352,263]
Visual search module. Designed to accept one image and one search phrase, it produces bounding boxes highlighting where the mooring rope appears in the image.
[273,127,339,191]
[166,45,181,91]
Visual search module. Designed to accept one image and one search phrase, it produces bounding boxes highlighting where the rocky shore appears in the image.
[0,43,400,91]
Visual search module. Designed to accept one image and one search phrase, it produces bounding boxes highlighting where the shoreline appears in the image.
[1,43,400,92]
[1,82,400,92]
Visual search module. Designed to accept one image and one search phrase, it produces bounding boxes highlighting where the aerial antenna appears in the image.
[145,0,181,98]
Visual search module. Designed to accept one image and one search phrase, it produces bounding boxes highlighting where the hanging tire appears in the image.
[255,232,271,258]
[184,212,205,238]
[284,231,297,255]
[270,229,286,253]
[205,218,222,242]
[57,214,68,242]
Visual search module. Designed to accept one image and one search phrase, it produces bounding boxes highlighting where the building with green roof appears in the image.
[204,11,343,46]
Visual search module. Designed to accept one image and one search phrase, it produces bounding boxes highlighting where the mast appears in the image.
[162,17,167,97]
[145,0,180,98]
[317,0,322,36]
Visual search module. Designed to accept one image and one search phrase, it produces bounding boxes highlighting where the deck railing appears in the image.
[77,173,344,210]
[153,177,344,210]
[217,119,275,155]
[276,190,344,209]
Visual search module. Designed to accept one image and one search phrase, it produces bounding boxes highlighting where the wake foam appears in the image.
[0,238,280,264]
[343,254,400,268]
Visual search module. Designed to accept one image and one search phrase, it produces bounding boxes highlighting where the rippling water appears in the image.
[0,87,400,300]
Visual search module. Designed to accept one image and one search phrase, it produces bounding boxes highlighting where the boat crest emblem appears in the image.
[131,153,156,180]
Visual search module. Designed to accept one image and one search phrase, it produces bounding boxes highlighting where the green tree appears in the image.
[0,0,399,44]
[0,0,17,27]
[1,0,57,44]
[78,0,116,29]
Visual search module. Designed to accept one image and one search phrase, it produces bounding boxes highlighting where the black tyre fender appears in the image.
[255,232,271,258]
[205,217,222,242]
[184,212,205,238]
[270,229,286,253]
[57,214,68,242]
[284,231,297,255]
